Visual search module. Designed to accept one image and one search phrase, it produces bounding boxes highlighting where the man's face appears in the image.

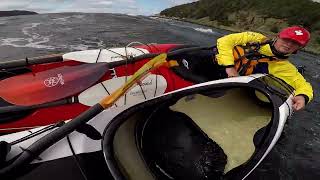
[274,38,302,54]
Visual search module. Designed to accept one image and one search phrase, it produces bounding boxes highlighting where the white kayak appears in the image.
[0,73,294,180]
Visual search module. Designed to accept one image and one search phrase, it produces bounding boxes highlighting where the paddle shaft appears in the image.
[0,55,63,69]
[0,98,74,114]
[0,104,104,178]
[0,46,214,69]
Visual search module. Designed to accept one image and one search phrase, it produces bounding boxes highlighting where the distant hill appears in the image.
[160,0,320,53]
[0,10,38,17]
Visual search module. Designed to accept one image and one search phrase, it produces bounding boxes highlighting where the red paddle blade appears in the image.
[0,63,108,106]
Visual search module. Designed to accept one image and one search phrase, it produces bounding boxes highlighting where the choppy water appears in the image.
[0,13,319,179]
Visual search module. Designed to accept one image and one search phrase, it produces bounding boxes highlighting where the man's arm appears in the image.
[216,32,268,66]
[268,61,313,111]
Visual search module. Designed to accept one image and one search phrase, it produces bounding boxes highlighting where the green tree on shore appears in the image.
[160,0,320,53]
[161,0,320,31]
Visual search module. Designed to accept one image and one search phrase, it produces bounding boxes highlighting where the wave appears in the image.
[0,15,90,50]
[51,15,85,25]
[0,22,55,49]
[68,37,105,51]
[0,20,7,25]
[193,27,214,34]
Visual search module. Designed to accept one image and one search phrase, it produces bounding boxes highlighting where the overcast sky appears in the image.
[0,0,198,15]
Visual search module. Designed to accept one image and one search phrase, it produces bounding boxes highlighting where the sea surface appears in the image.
[0,13,319,179]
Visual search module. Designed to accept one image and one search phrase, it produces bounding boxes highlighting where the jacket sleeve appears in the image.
[268,61,313,103]
[216,32,268,66]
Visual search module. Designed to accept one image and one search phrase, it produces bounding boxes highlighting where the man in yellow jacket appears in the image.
[216,26,313,111]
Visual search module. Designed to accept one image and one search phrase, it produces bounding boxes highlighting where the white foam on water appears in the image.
[72,15,85,19]
[0,20,7,25]
[69,44,90,51]
[26,36,55,49]
[127,13,137,16]
[149,16,158,19]
[0,21,105,51]
[68,38,105,51]
[51,15,85,25]
[0,37,55,49]
[194,27,214,34]
[79,37,105,47]
[151,17,171,22]
[51,16,72,25]
[312,74,320,79]
[0,38,27,46]
[22,23,41,39]
[0,22,55,49]
[0,15,89,50]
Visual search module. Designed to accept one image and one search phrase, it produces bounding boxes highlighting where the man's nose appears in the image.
[285,40,299,47]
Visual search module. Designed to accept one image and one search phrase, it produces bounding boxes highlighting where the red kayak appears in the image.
[0,44,215,133]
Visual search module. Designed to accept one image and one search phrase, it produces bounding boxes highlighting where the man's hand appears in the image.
[292,95,306,111]
[225,67,239,77]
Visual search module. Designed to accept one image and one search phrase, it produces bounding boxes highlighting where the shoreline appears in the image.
[152,15,320,55]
